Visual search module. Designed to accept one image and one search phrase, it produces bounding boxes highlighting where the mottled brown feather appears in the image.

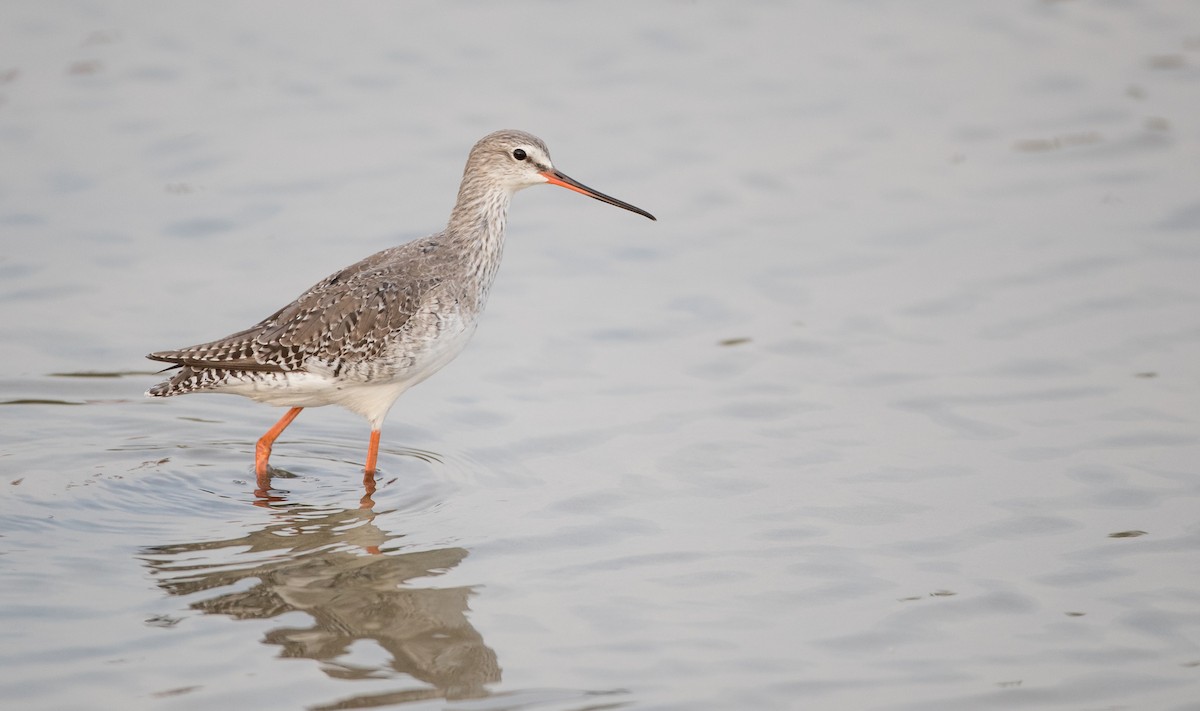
[147,238,453,373]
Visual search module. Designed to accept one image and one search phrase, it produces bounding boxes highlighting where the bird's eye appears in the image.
[512,148,527,161]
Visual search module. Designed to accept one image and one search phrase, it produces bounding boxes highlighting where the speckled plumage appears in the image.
[147,238,479,425]
[146,129,655,478]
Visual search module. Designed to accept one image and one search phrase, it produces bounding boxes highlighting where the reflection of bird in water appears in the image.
[145,130,655,488]
[140,507,498,706]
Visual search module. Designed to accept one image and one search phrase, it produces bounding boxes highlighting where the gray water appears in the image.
[2,2,1199,710]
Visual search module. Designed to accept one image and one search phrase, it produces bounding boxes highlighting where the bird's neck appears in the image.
[446,181,512,292]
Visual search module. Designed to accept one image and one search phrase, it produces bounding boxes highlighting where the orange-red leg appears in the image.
[255,407,303,479]
[364,429,381,476]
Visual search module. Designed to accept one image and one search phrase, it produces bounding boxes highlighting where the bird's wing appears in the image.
[147,241,448,372]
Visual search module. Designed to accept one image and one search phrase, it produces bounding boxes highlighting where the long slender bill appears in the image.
[541,170,657,221]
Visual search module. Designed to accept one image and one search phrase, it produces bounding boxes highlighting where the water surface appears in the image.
[2,2,1199,709]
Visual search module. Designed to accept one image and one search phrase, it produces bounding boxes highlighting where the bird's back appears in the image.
[147,232,478,399]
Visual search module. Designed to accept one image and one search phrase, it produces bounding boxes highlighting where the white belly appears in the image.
[216,310,479,429]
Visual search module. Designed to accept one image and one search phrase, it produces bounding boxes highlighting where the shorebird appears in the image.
[147,130,655,485]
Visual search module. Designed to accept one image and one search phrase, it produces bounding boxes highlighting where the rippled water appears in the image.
[2,2,1199,709]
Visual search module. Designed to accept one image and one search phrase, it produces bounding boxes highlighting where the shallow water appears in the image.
[2,2,1200,709]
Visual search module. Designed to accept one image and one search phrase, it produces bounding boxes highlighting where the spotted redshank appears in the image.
[147,130,655,485]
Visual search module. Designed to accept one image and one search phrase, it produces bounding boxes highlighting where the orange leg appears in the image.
[364,429,381,476]
[255,407,303,479]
